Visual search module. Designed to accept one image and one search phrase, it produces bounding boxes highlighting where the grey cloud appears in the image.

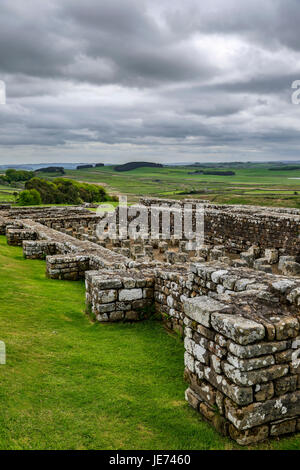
[0,0,300,163]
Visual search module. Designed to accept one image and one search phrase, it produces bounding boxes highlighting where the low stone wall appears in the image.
[23,240,58,259]
[139,198,300,256]
[6,228,38,246]
[46,254,91,280]
[6,218,132,267]
[37,214,101,240]
[204,208,300,255]
[183,294,300,445]
[85,269,155,322]
[154,260,300,334]
[1,206,90,219]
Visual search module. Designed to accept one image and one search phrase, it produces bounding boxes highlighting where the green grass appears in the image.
[0,236,228,450]
[0,236,299,450]
[0,193,15,202]
[35,164,300,207]
[0,184,20,202]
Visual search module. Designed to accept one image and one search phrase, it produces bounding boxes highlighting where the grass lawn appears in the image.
[0,236,299,450]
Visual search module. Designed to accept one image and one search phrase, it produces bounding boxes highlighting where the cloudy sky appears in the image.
[1,0,300,164]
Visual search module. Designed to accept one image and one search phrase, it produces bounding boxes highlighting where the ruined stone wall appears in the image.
[37,215,101,242]
[46,254,91,280]
[6,228,38,246]
[154,266,194,336]
[139,198,300,256]
[204,209,300,255]
[1,206,90,219]
[154,260,300,335]
[23,240,58,259]
[85,269,155,322]
[183,293,300,445]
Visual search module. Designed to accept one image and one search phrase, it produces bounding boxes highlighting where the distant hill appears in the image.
[189,170,235,176]
[35,166,65,174]
[76,164,94,170]
[269,166,300,171]
[0,163,83,171]
[114,162,163,172]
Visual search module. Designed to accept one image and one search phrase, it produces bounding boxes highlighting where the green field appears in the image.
[3,163,300,207]
[40,164,300,207]
[0,236,299,450]
[0,183,19,202]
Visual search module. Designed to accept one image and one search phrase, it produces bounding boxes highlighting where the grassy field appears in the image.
[0,184,19,202]
[36,164,300,207]
[0,236,299,450]
[3,163,300,207]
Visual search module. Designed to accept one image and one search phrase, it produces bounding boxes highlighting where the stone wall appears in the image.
[183,294,300,445]
[46,254,91,280]
[85,269,155,322]
[37,214,101,242]
[23,240,58,259]
[139,198,300,256]
[153,260,300,336]
[1,205,90,219]
[6,228,38,246]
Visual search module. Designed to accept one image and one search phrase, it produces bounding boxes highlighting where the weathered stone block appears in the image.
[185,387,200,410]
[119,288,143,301]
[227,352,275,371]
[125,310,140,321]
[184,296,227,327]
[98,289,117,303]
[229,424,269,446]
[273,316,299,340]
[270,418,296,436]
[110,311,124,321]
[225,391,300,430]
[228,340,288,359]
[255,382,274,402]
[274,376,298,396]
[282,261,300,276]
[184,352,195,373]
[97,303,115,313]
[211,313,265,345]
[223,362,288,386]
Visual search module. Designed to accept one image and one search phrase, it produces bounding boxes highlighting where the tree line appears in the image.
[18,177,116,206]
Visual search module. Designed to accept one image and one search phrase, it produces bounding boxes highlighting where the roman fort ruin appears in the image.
[1,198,300,446]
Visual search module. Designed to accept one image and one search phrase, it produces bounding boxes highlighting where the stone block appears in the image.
[225,391,300,430]
[229,424,269,446]
[119,289,143,301]
[184,296,227,327]
[211,313,265,345]
[223,362,288,386]
[270,418,296,436]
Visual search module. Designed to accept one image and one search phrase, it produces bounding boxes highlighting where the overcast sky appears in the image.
[1,0,300,164]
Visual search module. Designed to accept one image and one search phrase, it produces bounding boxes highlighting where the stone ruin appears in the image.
[1,199,300,445]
